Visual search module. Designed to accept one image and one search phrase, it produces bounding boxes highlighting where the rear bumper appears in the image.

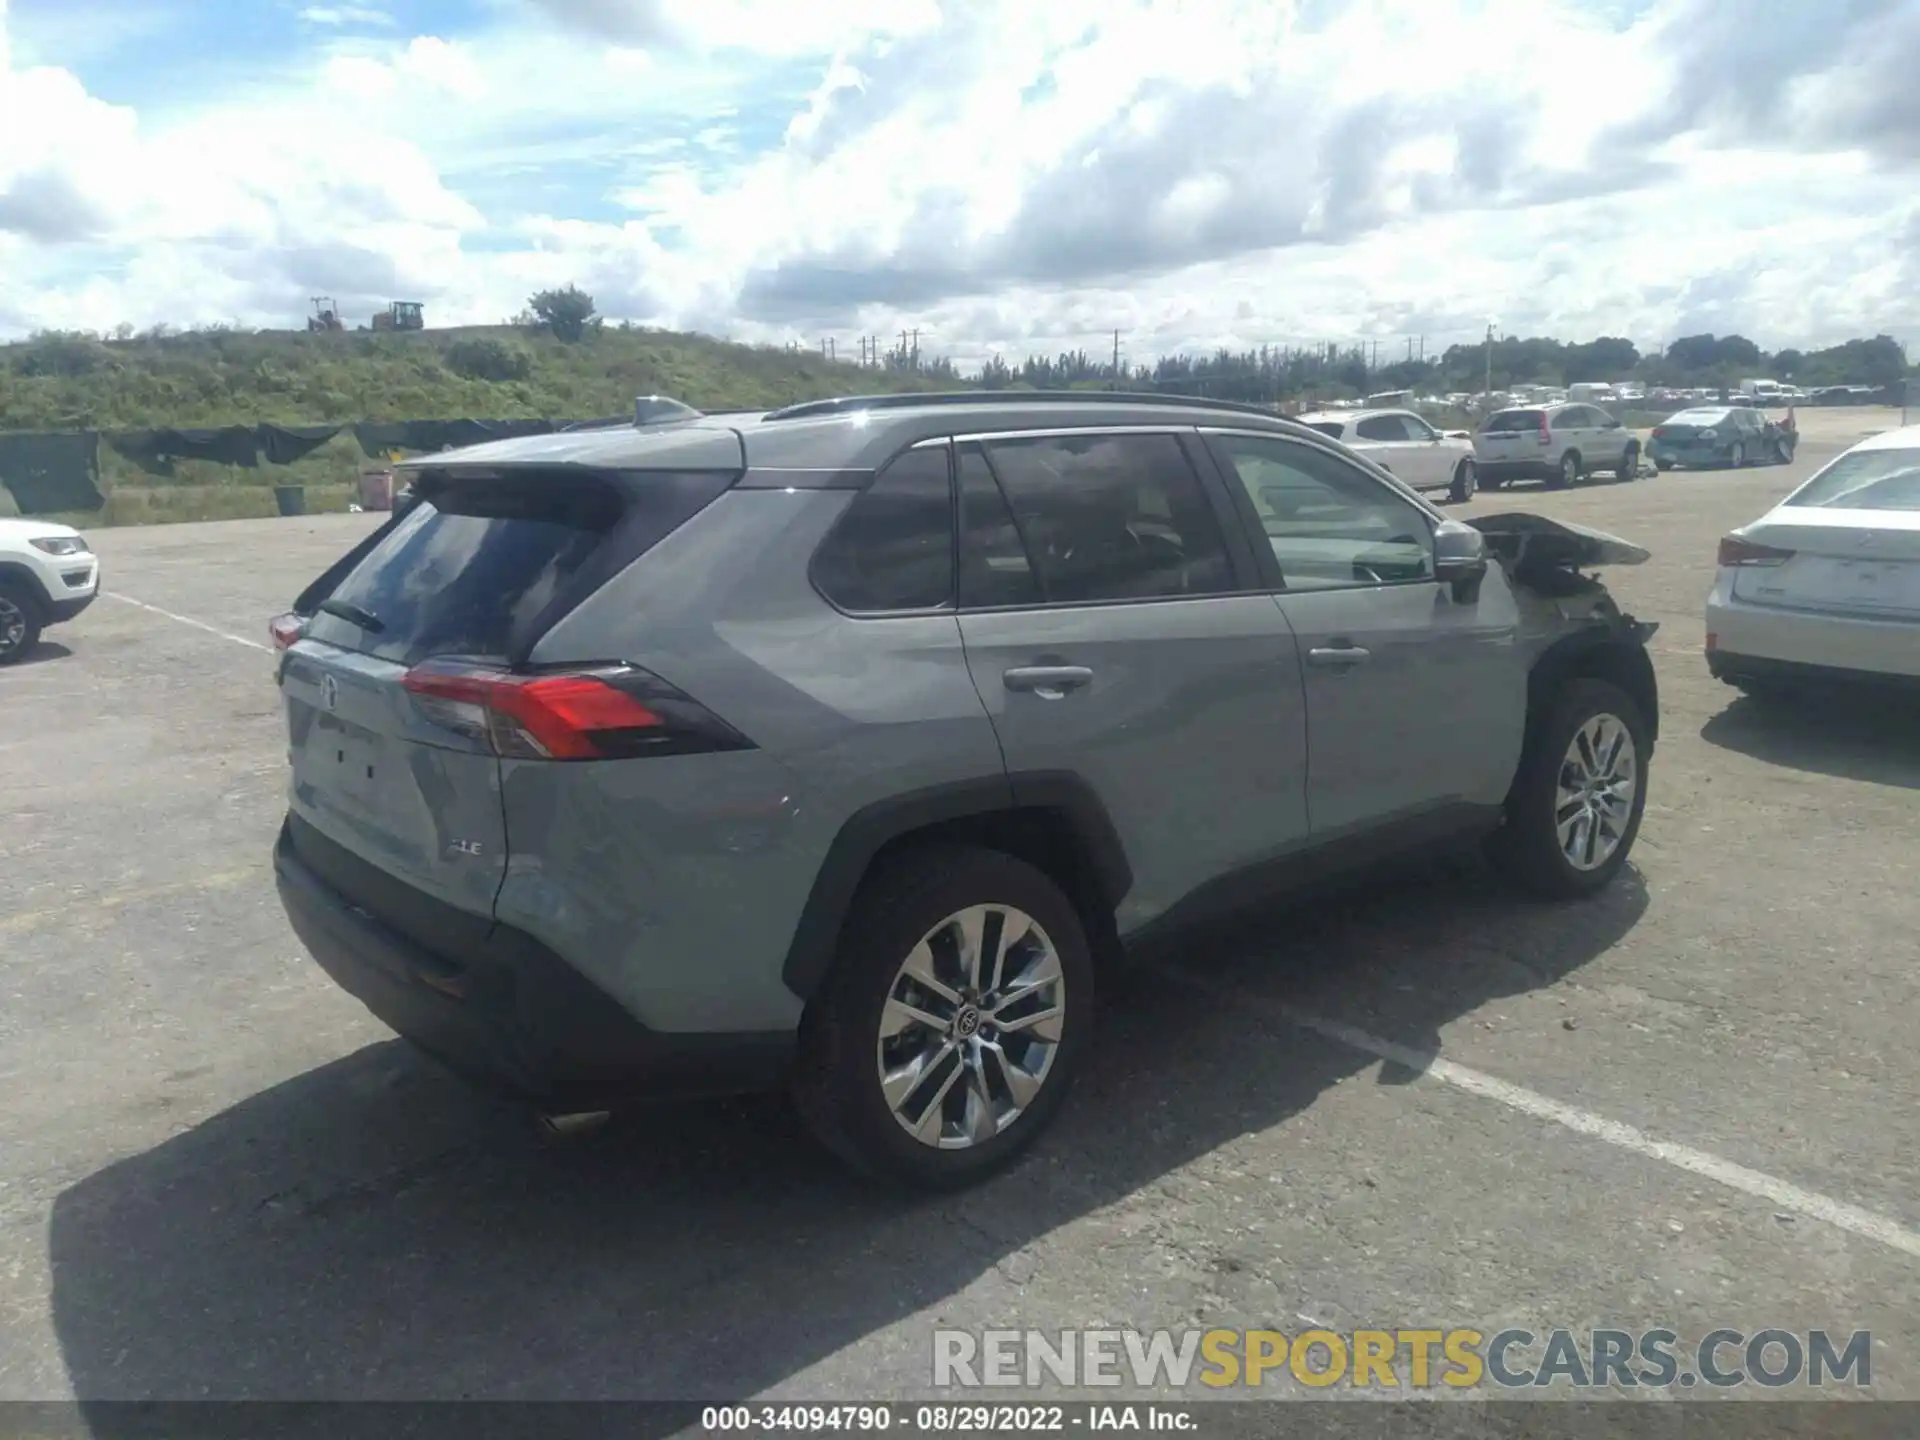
[1477,459,1558,483]
[1706,587,1920,683]
[1648,442,1734,467]
[274,819,795,1109]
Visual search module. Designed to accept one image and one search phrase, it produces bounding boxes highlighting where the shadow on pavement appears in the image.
[1,641,74,669]
[1700,690,1920,789]
[50,857,1646,1409]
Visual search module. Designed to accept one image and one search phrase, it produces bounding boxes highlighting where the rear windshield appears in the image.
[1302,421,1345,439]
[1787,448,1920,512]
[1665,410,1728,427]
[1482,410,1543,431]
[304,473,625,665]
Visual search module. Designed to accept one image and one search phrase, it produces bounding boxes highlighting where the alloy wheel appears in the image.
[876,904,1066,1150]
[1555,713,1637,872]
[0,595,26,658]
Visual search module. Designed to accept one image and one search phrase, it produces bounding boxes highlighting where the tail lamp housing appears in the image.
[400,661,753,761]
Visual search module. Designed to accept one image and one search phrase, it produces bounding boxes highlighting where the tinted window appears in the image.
[1210,434,1434,591]
[1354,414,1408,442]
[811,446,955,612]
[982,433,1233,603]
[1303,421,1346,439]
[307,473,626,665]
[1400,413,1438,440]
[958,445,1040,607]
[1483,409,1544,432]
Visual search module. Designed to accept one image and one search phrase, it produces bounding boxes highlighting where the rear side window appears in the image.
[1302,421,1346,439]
[306,473,629,666]
[1483,410,1544,432]
[981,432,1232,604]
[811,446,955,612]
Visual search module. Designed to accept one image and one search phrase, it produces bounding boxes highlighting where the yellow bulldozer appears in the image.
[371,301,425,332]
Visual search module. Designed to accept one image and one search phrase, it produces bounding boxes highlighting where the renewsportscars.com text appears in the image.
[932,1327,1871,1390]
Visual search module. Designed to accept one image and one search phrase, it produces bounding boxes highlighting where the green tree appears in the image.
[529,285,599,344]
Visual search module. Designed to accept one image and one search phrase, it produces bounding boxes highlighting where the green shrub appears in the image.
[444,336,533,382]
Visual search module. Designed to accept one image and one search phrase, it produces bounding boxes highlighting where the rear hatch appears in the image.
[279,460,736,925]
[1475,409,1546,463]
[1729,454,1920,618]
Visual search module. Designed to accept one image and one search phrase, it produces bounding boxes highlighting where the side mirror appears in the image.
[1433,520,1489,602]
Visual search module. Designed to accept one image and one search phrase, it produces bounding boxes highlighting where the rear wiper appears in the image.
[318,598,385,634]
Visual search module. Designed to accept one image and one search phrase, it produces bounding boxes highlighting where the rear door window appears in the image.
[304,471,633,666]
[981,432,1234,603]
[1354,415,1407,442]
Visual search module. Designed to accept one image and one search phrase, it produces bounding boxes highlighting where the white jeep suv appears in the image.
[0,518,99,664]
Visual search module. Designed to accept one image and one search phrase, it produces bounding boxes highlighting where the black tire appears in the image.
[792,844,1094,1190]
[1548,451,1581,489]
[1654,458,1674,472]
[1449,459,1478,503]
[0,581,44,666]
[1486,678,1650,900]
[1613,441,1640,480]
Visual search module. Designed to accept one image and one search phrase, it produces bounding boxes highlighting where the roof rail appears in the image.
[762,390,1286,423]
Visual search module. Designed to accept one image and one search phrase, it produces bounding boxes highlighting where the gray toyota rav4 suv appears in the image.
[271,391,1659,1189]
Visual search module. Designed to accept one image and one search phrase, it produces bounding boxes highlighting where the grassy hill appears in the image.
[0,323,953,524]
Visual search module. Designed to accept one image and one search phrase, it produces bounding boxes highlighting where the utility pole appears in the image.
[1112,329,1122,385]
[1484,322,1496,400]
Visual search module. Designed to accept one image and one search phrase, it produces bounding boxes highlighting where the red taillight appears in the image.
[1536,416,1552,446]
[269,612,305,649]
[400,661,749,761]
[1717,535,1794,567]
[1651,426,1668,438]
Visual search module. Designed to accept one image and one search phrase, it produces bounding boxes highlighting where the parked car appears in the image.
[1646,406,1784,470]
[1706,424,1920,695]
[0,517,99,665]
[1473,403,1641,490]
[269,390,1661,1189]
[1295,407,1480,501]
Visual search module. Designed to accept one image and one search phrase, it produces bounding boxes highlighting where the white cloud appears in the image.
[2,0,1919,359]
[298,5,395,26]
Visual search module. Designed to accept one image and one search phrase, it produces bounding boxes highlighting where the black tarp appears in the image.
[0,431,105,513]
[351,422,414,458]
[258,423,343,465]
[355,418,557,457]
[107,427,259,474]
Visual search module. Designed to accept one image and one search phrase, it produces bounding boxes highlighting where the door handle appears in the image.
[1306,646,1372,669]
[1004,665,1094,698]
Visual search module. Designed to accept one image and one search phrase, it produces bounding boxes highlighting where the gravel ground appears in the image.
[2,409,1916,1416]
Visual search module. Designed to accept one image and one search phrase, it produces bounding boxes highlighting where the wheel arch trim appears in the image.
[780,771,1133,1002]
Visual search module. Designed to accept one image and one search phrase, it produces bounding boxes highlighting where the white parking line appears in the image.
[1160,968,1920,1262]
[104,592,270,652]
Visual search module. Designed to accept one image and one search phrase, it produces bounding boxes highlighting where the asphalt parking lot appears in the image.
[3,409,1918,1411]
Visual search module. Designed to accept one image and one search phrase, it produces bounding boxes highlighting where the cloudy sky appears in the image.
[2,0,1917,366]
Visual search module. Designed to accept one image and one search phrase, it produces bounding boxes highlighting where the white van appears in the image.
[1567,383,1619,404]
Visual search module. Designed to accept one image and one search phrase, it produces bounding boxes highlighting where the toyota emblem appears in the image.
[321,674,339,712]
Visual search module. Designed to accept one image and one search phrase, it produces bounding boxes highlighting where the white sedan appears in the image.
[1294,408,1480,501]
[1706,424,1920,693]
